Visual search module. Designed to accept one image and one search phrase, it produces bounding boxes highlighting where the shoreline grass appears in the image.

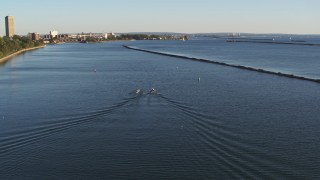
[0,46,45,64]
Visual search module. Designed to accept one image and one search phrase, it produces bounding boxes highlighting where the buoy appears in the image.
[198,77,201,82]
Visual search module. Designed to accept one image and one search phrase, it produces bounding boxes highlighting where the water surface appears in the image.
[1,41,320,179]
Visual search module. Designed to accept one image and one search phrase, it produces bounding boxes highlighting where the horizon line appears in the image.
[8,32,320,36]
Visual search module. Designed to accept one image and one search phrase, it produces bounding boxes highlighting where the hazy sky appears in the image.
[0,0,319,35]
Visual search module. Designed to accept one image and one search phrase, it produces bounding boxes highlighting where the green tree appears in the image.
[0,35,43,58]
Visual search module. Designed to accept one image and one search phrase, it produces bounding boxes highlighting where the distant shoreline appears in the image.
[226,40,320,46]
[0,46,45,64]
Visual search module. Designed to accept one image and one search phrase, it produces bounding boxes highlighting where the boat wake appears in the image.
[0,95,140,156]
[0,92,300,178]
[157,93,298,179]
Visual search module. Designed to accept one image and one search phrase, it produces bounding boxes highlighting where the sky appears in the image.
[0,0,319,35]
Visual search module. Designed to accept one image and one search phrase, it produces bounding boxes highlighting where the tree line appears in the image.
[87,34,184,41]
[0,35,44,58]
[119,34,163,40]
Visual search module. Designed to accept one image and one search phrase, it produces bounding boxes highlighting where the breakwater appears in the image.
[0,46,45,64]
[123,45,320,84]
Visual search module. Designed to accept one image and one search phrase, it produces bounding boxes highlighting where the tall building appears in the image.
[5,16,14,37]
[31,33,40,41]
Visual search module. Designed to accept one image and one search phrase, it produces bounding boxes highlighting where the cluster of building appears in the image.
[2,15,185,43]
[2,15,116,43]
[42,31,117,43]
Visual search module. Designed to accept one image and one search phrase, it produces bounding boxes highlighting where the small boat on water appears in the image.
[135,89,143,95]
[80,40,88,43]
[149,88,157,94]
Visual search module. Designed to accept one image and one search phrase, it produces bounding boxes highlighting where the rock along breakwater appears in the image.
[123,45,320,84]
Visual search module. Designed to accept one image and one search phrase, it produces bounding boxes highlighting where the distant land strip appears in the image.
[0,46,45,64]
[226,40,320,46]
[123,45,320,84]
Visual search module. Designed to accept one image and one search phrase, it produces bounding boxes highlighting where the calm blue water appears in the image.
[128,37,320,79]
[1,41,320,179]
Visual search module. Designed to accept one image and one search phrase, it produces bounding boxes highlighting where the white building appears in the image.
[50,30,58,38]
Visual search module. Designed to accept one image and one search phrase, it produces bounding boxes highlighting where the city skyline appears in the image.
[0,0,320,35]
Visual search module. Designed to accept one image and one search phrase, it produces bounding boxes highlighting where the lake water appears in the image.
[1,40,320,179]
